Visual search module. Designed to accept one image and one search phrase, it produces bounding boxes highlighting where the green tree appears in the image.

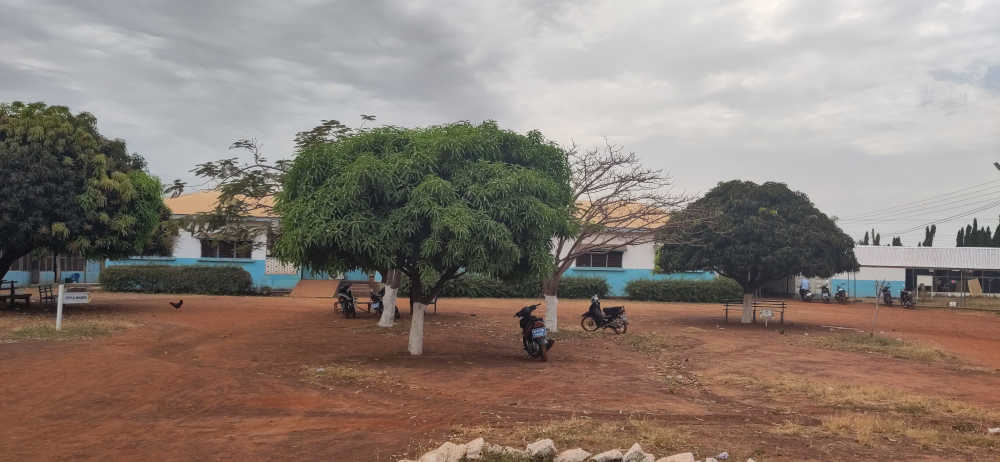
[957,228,966,247]
[891,236,902,246]
[922,225,936,247]
[860,231,870,246]
[274,121,572,355]
[657,180,859,323]
[0,101,165,279]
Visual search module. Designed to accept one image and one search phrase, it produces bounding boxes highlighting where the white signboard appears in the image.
[759,309,774,319]
[62,292,90,304]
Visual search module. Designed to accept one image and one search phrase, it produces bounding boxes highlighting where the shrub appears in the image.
[557,277,609,299]
[398,274,608,299]
[100,265,253,295]
[625,277,741,302]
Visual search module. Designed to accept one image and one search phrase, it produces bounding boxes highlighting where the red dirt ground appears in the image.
[1,294,999,461]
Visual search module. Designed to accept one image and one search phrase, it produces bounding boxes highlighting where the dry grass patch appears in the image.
[302,364,390,388]
[806,332,953,363]
[450,416,690,455]
[720,374,1000,453]
[614,332,692,355]
[0,318,136,342]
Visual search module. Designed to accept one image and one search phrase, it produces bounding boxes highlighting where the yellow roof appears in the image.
[165,190,276,218]
[576,201,669,229]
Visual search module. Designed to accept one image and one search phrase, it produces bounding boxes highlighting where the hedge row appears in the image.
[100,265,254,295]
[399,274,610,299]
[624,277,742,302]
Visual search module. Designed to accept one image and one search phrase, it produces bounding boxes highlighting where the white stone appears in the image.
[527,439,557,458]
[655,453,695,462]
[988,427,1000,434]
[555,448,593,462]
[465,438,485,460]
[715,452,729,460]
[590,449,624,462]
[485,443,529,458]
[419,442,466,462]
[746,459,757,462]
[623,443,653,462]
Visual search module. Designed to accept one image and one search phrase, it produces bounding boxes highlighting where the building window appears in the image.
[575,250,623,268]
[200,239,252,259]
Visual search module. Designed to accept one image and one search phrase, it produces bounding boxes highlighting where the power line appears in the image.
[839,195,1000,224]
[839,178,1000,221]
[885,199,1000,235]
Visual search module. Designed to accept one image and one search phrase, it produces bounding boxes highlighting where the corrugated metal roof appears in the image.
[855,246,1000,270]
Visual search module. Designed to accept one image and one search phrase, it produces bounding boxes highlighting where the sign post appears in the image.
[55,286,90,330]
[56,284,64,331]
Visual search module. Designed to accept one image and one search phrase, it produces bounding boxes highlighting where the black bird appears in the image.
[169,299,183,309]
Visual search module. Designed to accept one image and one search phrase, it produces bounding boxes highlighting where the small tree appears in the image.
[922,225,936,247]
[859,231,870,246]
[891,236,902,246]
[542,142,691,331]
[657,180,859,323]
[275,122,572,355]
[0,101,164,278]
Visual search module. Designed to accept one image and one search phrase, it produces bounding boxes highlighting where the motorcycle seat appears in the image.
[603,306,624,317]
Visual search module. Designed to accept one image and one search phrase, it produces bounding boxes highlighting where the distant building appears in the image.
[768,246,1000,298]
[102,191,712,295]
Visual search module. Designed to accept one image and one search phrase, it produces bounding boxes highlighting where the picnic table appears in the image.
[721,298,787,324]
[1,280,32,307]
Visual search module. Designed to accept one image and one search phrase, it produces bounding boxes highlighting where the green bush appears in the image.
[100,265,253,295]
[625,277,741,302]
[398,274,608,299]
[557,277,609,299]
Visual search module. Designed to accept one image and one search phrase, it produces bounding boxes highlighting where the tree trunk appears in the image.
[741,291,754,324]
[408,302,426,355]
[377,269,402,328]
[542,276,559,332]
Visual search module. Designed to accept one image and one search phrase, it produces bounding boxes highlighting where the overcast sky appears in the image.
[2,0,999,246]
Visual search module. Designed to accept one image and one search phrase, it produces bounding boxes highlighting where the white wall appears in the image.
[552,235,657,270]
[833,266,905,281]
[171,227,268,260]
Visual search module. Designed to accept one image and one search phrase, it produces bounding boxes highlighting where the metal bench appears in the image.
[722,298,787,324]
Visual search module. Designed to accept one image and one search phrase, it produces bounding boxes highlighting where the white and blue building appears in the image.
[786,246,1000,298]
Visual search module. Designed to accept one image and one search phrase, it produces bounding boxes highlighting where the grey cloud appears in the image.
[1,0,998,246]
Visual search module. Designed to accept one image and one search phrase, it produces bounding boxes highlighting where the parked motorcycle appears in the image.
[900,289,915,309]
[371,286,400,320]
[580,295,629,334]
[821,285,832,303]
[835,285,848,304]
[881,285,893,306]
[337,283,357,318]
[799,288,814,302]
[515,304,554,361]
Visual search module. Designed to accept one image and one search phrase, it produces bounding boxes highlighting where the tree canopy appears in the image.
[0,101,165,276]
[274,121,572,353]
[657,180,858,294]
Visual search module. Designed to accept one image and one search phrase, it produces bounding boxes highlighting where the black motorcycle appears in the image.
[371,286,400,320]
[515,304,554,361]
[881,285,893,306]
[900,289,915,309]
[821,285,832,303]
[580,295,628,334]
[835,285,848,304]
[336,283,357,318]
[799,287,814,302]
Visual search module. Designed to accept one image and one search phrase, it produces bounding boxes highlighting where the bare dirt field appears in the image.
[2,293,999,461]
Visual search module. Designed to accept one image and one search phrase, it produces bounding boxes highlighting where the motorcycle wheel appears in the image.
[536,339,548,362]
[581,316,599,332]
[612,321,628,335]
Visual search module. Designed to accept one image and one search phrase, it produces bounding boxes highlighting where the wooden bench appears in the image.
[722,298,787,324]
[1,280,31,307]
[38,285,56,305]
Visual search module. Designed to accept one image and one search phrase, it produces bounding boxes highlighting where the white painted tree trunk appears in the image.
[544,295,559,332]
[377,286,398,327]
[741,292,754,324]
[408,302,426,355]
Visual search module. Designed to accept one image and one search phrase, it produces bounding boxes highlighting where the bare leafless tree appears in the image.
[543,141,699,331]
